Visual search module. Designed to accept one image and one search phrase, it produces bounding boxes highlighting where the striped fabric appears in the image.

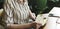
[4,0,30,24]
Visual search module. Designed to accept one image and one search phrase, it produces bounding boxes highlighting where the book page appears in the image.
[35,14,48,26]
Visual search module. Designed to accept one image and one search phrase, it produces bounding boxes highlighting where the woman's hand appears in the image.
[29,9,36,19]
[32,22,42,29]
[31,13,36,20]
[29,12,36,20]
[36,23,42,29]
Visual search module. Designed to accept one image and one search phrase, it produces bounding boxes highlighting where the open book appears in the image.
[35,13,48,26]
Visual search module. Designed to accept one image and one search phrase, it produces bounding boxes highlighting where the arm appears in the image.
[7,22,36,29]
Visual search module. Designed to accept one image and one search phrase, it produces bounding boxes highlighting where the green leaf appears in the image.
[36,0,47,13]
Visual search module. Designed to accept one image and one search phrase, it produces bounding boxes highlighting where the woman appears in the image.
[3,0,38,29]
